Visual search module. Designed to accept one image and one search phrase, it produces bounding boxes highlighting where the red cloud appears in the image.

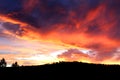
[58,49,90,62]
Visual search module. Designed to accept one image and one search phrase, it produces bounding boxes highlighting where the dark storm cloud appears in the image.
[0,0,103,33]
[85,23,102,35]
[3,22,20,32]
[0,0,120,41]
[0,0,118,39]
[0,0,22,14]
[2,22,23,36]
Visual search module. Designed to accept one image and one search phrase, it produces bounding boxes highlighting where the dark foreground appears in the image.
[0,62,120,79]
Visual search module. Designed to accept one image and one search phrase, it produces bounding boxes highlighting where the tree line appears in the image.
[0,58,19,67]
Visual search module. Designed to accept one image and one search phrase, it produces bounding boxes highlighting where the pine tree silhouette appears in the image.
[12,62,19,67]
[0,58,7,67]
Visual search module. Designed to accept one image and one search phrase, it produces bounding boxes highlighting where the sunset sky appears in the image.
[0,0,120,66]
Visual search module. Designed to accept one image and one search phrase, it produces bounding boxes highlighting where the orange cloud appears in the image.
[1,13,120,65]
[0,0,120,65]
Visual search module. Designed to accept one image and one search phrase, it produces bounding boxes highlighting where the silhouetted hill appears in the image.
[0,62,120,79]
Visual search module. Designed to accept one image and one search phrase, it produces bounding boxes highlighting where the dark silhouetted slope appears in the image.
[0,62,120,79]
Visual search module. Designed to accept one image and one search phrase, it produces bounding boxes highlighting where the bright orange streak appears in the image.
[0,15,27,26]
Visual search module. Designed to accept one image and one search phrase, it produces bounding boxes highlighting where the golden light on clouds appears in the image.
[0,0,120,66]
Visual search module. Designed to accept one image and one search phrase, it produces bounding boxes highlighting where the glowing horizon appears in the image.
[0,0,120,66]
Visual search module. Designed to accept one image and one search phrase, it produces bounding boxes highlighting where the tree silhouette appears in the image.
[0,58,7,67]
[12,62,19,67]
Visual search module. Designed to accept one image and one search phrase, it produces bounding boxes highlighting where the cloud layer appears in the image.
[0,0,120,65]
